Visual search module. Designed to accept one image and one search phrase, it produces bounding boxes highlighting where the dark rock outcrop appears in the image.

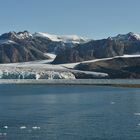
[75,57,140,79]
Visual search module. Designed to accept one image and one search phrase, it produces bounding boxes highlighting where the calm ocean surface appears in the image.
[0,85,140,140]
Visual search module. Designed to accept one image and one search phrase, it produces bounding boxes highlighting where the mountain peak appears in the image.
[0,31,32,40]
[16,31,32,39]
[127,32,140,40]
[109,32,140,42]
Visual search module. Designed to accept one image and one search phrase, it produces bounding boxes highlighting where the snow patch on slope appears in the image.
[71,69,108,78]
[44,53,56,59]
[0,39,16,45]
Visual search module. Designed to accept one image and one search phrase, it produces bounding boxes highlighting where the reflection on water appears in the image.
[0,85,140,140]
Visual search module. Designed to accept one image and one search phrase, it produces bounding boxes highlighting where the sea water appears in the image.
[0,85,140,140]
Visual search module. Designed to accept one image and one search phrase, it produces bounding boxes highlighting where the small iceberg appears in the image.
[3,126,8,129]
[32,126,41,130]
[134,113,140,116]
[20,126,26,129]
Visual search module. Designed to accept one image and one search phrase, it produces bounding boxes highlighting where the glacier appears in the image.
[0,70,76,80]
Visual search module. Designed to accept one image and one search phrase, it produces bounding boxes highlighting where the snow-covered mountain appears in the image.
[0,31,140,79]
[33,32,88,44]
[1,31,140,65]
[0,31,92,64]
[0,31,33,41]
[54,32,140,64]
[109,32,140,42]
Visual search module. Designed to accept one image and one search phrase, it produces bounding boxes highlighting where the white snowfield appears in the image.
[34,32,88,44]
[0,62,108,79]
[0,64,76,80]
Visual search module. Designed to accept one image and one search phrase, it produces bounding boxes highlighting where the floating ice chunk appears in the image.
[32,126,40,130]
[134,113,140,116]
[20,126,26,129]
[4,126,8,129]
[3,126,8,129]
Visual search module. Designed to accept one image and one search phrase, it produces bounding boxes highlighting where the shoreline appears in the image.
[0,79,140,88]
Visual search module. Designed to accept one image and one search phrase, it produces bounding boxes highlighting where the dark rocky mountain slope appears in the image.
[0,31,49,63]
[53,32,140,64]
[75,56,140,78]
[0,31,83,63]
[1,31,140,67]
